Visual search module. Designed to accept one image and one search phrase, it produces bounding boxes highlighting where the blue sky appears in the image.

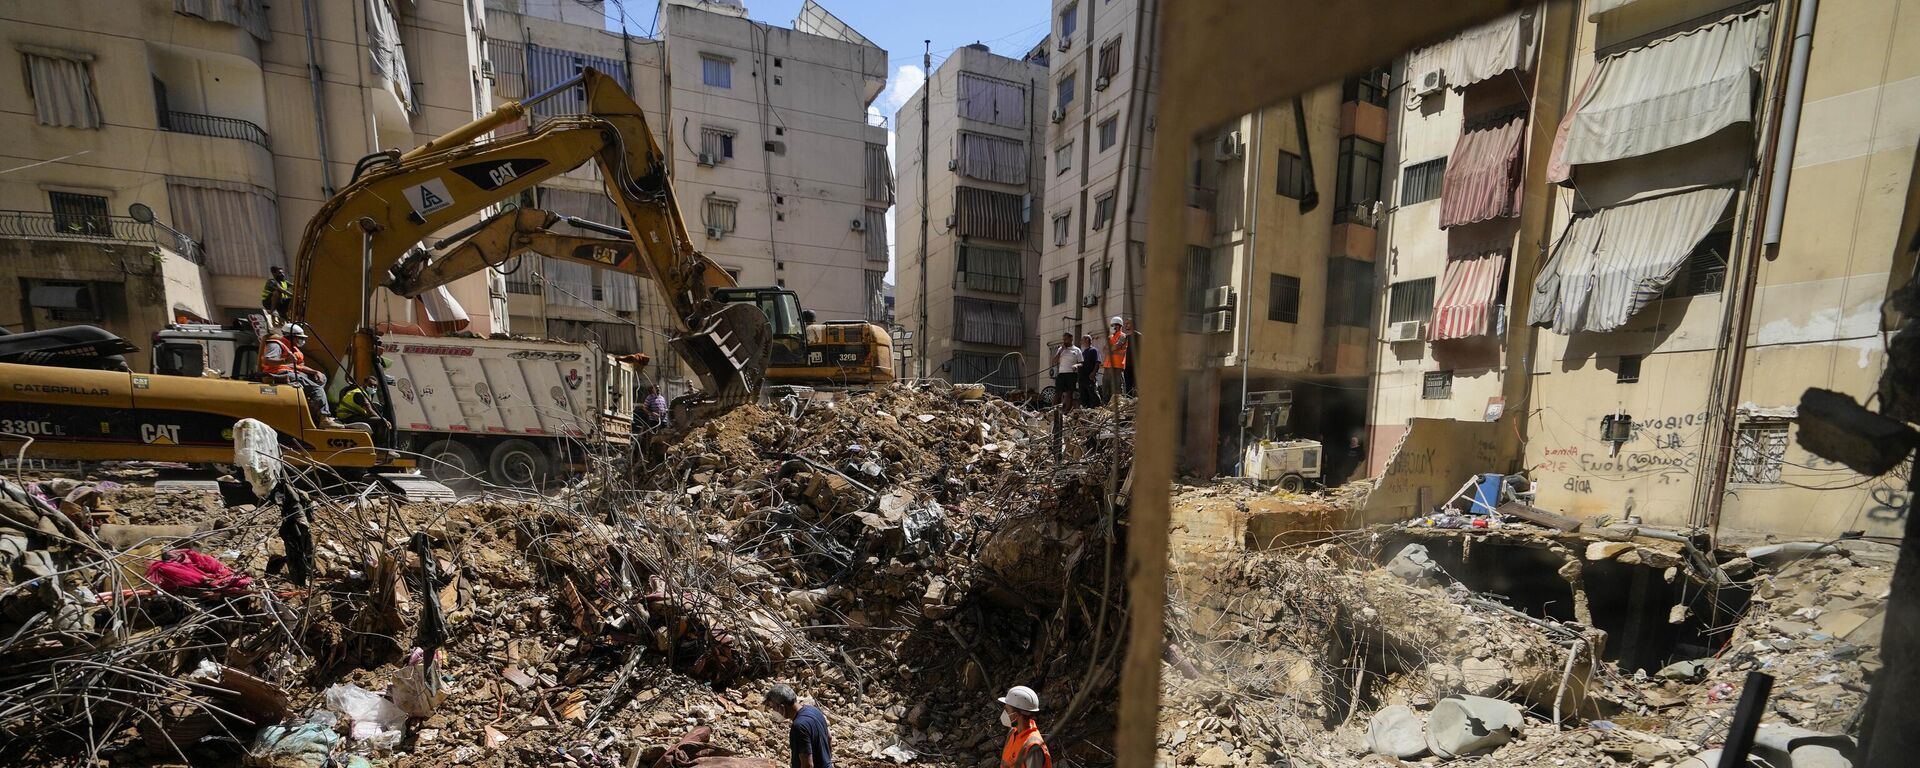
[604,0,1053,282]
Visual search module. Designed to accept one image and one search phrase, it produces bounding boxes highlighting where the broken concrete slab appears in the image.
[1364,704,1428,759]
[1426,695,1522,758]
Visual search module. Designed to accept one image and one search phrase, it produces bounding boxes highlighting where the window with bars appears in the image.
[958,246,1022,294]
[701,128,734,161]
[1186,246,1213,313]
[48,191,110,236]
[1051,277,1068,306]
[1268,273,1300,323]
[1666,230,1733,298]
[1057,142,1074,175]
[704,197,738,235]
[1334,137,1385,224]
[1342,67,1391,107]
[1400,157,1447,206]
[1098,37,1122,81]
[701,55,732,88]
[1052,211,1072,246]
[1057,72,1075,112]
[1092,191,1116,230]
[1275,150,1308,199]
[1388,278,1436,324]
[1422,371,1454,400]
[953,297,1024,347]
[1732,421,1789,484]
[1098,116,1118,150]
[1324,258,1373,328]
[1617,355,1643,383]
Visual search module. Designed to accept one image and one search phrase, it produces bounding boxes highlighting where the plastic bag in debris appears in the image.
[234,418,283,498]
[251,711,341,768]
[389,648,445,717]
[324,683,408,750]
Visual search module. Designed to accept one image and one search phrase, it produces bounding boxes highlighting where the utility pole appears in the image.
[917,40,931,379]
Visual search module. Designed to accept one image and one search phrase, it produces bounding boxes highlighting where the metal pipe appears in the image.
[1236,110,1265,471]
[917,41,931,380]
[300,0,336,196]
[1762,0,1818,245]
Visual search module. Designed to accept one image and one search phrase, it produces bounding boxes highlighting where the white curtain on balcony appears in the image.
[864,207,888,264]
[865,144,894,204]
[956,132,1027,184]
[175,0,272,41]
[1556,8,1771,169]
[1529,186,1732,333]
[1443,9,1535,89]
[366,0,414,111]
[166,176,284,275]
[20,48,102,129]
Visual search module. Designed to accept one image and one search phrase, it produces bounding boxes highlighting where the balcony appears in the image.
[0,210,203,264]
[160,110,270,150]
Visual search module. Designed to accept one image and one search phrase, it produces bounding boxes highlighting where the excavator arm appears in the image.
[384,206,642,299]
[289,68,768,412]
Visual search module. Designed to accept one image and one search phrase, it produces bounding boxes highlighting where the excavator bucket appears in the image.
[671,301,772,412]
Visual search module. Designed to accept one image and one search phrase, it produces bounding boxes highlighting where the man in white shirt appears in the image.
[1051,331,1082,412]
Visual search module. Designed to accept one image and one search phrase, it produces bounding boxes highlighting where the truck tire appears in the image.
[421,439,483,487]
[1278,473,1307,493]
[489,439,550,487]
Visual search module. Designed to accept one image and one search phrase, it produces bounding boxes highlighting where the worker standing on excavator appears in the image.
[998,686,1050,768]
[261,265,294,323]
[261,324,342,428]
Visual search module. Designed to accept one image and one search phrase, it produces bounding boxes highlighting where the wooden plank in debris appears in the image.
[1498,501,1582,532]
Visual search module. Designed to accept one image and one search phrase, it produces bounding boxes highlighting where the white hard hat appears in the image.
[284,323,308,338]
[1109,316,1124,326]
[998,685,1041,713]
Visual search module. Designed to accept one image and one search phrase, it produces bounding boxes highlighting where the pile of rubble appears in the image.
[0,384,1136,767]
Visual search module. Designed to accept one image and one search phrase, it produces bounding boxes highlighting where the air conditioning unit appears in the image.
[706,226,724,239]
[1387,320,1426,342]
[1050,107,1066,124]
[1058,38,1072,52]
[1082,294,1101,308]
[1204,310,1233,334]
[1203,285,1236,310]
[1214,131,1245,161]
[1416,70,1443,96]
[696,152,716,167]
[1094,75,1110,91]
[481,60,495,79]
[944,214,957,228]
[947,158,958,171]
[850,218,867,232]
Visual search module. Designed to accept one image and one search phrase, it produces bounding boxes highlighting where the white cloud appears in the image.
[875,64,926,118]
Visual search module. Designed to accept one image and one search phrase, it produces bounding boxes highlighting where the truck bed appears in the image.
[380,335,602,440]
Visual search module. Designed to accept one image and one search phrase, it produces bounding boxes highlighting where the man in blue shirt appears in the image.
[766,684,832,768]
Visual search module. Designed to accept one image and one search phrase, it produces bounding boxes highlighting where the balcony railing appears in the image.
[960,271,1022,295]
[160,110,271,150]
[0,210,204,264]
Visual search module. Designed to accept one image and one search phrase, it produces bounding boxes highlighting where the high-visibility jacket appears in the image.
[260,336,303,376]
[262,278,293,306]
[1000,721,1051,768]
[336,386,378,421]
[1106,329,1129,369]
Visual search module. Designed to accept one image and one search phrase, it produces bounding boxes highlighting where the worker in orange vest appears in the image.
[1106,316,1131,399]
[261,324,343,428]
[997,686,1050,768]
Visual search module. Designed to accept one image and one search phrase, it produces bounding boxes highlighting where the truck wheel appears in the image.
[1278,473,1307,493]
[489,439,550,487]
[421,440,482,487]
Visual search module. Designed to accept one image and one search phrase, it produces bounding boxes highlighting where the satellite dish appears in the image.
[128,203,156,224]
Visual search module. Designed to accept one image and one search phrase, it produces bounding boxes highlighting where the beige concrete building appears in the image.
[895,44,1047,393]
[1,0,501,371]
[1365,0,1919,540]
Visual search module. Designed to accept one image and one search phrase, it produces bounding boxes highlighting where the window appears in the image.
[1324,258,1372,328]
[1666,231,1732,298]
[48,191,110,237]
[950,351,1022,392]
[700,128,735,160]
[1059,2,1078,39]
[954,186,1028,241]
[1098,37,1122,81]
[958,246,1022,294]
[704,197,738,235]
[957,74,1027,128]
[1056,142,1074,175]
[1092,190,1116,230]
[1400,157,1447,206]
[955,132,1027,184]
[1422,371,1454,400]
[1388,278,1436,324]
[1275,150,1308,199]
[1334,137,1385,224]
[1617,355,1643,383]
[1052,211,1072,246]
[1342,67,1390,107]
[701,55,732,88]
[1057,73,1076,112]
[21,50,102,129]
[953,297,1024,347]
[1731,421,1789,484]
[1186,246,1213,313]
[1098,116,1118,150]
[1051,277,1069,306]
[1268,273,1300,323]
[1088,260,1109,294]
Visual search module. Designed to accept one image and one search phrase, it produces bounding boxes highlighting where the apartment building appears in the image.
[0,0,498,371]
[1365,0,1919,539]
[895,44,1047,393]
[1037,0,1158,378]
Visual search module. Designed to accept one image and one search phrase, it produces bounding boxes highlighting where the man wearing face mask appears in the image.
[997,686,1050,768]
[765,684,832,768]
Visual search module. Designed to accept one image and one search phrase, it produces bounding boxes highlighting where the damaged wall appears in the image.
[1357,417,1512,526]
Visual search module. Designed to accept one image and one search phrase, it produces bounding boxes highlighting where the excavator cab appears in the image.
[711,287,808,368]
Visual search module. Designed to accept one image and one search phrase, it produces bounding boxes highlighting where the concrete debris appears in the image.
[1425,694,1523,758]
[1363,704,1427,758]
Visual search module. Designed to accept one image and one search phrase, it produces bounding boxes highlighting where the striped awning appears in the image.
[1430,253,1507,340]
[954,186,1027,242]
[1529,186,1733,334]
[1440,116,1525,228]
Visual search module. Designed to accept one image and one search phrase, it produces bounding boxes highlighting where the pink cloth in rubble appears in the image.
[147,549,254,595]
